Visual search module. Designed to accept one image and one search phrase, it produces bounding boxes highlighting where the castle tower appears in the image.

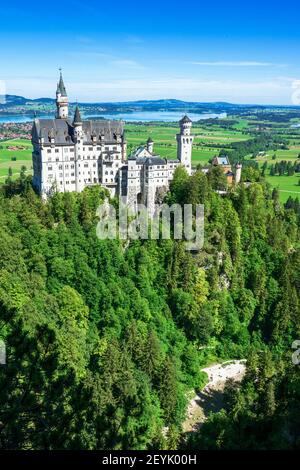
[176,115,194,175]
[73,105,83,192]
[56,69,68,119]
[147,137,154,154]
[73,105,82,135]
[235,163,242,184]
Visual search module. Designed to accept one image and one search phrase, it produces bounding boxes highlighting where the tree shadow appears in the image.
[194,387,225,418]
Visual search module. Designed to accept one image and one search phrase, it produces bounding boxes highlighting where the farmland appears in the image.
[1,116,300,202]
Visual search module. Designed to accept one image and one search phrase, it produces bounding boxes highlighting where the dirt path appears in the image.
[182,360,246,433]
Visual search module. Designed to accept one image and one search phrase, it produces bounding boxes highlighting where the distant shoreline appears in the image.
[0,111,227,124]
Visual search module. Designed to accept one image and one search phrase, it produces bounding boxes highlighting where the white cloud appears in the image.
[110,59,146,69]
[75,35,95,44]
[190,61,285,67]
[123,35,144,45]
[4,76,296,105]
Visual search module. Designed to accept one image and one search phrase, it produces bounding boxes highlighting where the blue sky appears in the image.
[1,0,300,104]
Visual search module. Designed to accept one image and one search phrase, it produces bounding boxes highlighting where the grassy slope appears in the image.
[0,139,32,180]
[266,174,300,202]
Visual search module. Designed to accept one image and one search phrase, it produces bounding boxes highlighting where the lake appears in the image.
[0,110,226,124]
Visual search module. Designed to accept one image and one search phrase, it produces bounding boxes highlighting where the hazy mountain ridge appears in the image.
[0,95,299,114]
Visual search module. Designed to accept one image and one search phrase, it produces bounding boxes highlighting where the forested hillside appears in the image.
[0,169,299,449]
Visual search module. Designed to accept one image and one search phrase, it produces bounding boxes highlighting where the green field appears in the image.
[0,139,32,180]
[1,121,300,203]
[266,174,300,202]
[125,123,250,163]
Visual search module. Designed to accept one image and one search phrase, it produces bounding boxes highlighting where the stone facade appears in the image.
[32,72,194,213]
[211,156,242,185]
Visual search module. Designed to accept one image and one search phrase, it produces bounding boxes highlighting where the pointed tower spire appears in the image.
[57,68,67,96]
[56,68,68,119]
[73,105,82,126]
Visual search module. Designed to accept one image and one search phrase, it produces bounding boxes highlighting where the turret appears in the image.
[176,115,194,175]
[179,114,192,135]
[147,137,154,154]
[56,69,68,119]
[72,105,82,139]
[235,163,242,184]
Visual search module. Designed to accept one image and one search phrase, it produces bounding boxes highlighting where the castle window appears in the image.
[89,147,93,151]
[70,148,74,152]
[64,148,68,152]
[55,149,59,153]
[47,149,51,153]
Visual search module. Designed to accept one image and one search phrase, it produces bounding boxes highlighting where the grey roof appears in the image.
[147,137,154,143]
[213,156,230,165]
[32,118,124,145]
[127,155,166,166]
[73,106,82,125]
[179,114,192,124]
[144,156,166,166]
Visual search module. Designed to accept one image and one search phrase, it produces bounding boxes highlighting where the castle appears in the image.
[32,72,240,214]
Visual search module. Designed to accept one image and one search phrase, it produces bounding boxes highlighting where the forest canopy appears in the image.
[0,170,299,450]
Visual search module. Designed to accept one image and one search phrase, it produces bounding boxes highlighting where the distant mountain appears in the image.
[32,97,55,104]
[0,95,55,107]
[0,95,298,113]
